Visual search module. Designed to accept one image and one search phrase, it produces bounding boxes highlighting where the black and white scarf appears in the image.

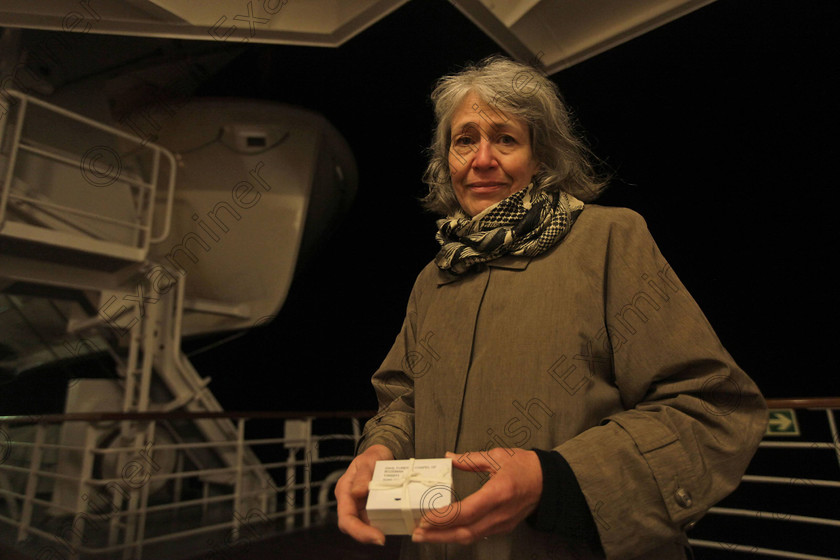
[434,184,584,275]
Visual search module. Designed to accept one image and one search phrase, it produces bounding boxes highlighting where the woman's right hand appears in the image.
[335,443,395,545]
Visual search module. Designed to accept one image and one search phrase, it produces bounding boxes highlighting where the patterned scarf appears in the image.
[434,184,584,275]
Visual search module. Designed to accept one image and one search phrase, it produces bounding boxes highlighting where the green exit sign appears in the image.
[766,409,800,436]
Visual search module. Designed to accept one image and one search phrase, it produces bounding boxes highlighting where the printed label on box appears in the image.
[366,458,453,535]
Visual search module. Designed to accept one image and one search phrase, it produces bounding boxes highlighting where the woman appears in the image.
[335,56,767,560]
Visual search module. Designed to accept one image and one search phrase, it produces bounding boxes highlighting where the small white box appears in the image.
[365,458,453,535]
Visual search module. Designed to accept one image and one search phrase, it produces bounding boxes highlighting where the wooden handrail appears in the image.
[0,410,378,424]
[1,398,837,425]
[765,397,840,409]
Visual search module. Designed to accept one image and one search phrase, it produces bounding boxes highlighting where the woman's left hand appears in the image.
[411,448,543,545]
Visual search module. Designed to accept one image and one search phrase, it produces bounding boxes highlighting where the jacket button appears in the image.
[683,520,697,531]
[675,487,693,508]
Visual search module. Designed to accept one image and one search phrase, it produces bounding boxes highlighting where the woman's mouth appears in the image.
[468,182,506,192]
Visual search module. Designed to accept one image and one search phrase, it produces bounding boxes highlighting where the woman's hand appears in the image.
[335,444,394,545]
[411,448,543,545]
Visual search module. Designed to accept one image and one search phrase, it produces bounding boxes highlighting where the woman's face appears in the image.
[448,92,539,217]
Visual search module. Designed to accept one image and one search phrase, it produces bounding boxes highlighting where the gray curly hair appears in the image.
[421,55,608,216]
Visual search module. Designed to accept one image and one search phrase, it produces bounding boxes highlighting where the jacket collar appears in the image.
[436,254,532,285]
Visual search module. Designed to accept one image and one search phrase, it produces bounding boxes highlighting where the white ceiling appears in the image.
[0,0,717,72]
[0,0,412,47]
[452,0,718,73]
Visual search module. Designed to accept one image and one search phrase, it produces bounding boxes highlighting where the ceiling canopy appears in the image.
[0,0,716,72]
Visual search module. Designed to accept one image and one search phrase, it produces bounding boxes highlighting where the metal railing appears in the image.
[0,89,176,262]
[690,397,840,560]
[3,400,838,560]
[0,410,373,560]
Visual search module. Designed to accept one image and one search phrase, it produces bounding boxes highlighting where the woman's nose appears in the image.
[471,139,497,169]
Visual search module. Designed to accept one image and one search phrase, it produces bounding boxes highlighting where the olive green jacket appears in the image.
[358,205,767,560]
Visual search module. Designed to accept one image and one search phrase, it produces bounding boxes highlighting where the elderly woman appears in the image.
[335,56,766,560]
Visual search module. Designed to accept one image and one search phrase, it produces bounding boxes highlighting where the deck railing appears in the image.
[0,89,176,262]
[0,410,373,560]
[689,397,840,560]
[2,400,839,560]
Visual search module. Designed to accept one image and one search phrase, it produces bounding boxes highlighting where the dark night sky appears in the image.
[181,0,840,411]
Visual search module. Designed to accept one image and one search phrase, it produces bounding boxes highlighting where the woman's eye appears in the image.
[454,136,474,146]
[498,135,515,145]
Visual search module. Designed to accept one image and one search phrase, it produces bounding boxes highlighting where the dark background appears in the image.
[178,0,839,411]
